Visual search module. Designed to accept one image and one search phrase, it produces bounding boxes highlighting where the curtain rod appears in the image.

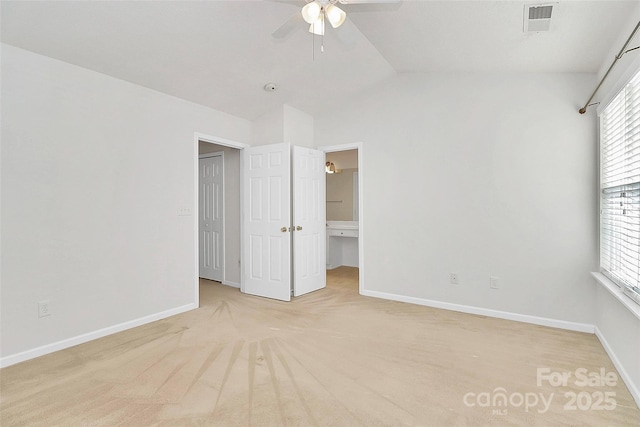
[579,20,640,114]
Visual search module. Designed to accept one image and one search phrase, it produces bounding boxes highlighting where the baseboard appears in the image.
[360,289,595,333]
[595,326,640,408]
[0,303,198,369]
[223,280,240,288]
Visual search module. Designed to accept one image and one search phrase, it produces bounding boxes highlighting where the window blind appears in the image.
[600,68,640,305]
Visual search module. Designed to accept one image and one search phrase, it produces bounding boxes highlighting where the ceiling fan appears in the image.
[272,0,401,41]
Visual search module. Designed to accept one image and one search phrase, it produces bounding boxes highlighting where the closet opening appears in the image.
[322,143,363,294]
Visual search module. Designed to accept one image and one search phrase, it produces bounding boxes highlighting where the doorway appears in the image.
[321,143,364,294]
[240,144,327,301]
[195,134,248,305]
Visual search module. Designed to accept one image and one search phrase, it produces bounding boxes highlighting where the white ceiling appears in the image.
[1,1,637,121]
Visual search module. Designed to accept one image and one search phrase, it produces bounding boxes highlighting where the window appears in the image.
[600,68,640,306]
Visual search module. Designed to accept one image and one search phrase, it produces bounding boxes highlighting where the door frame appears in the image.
[198,151,224,282]
[318,142,364,294]
[194,133,249,307]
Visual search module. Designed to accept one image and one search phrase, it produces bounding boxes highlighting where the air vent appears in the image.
[524,4,554,32]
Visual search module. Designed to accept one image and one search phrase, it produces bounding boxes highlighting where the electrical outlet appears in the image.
[450,273,459,285]
[38,300,51,318]
[490,276,499,289]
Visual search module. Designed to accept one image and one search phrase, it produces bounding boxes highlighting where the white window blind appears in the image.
[600,68,640,305]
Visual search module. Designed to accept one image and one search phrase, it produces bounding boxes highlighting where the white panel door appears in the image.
[292,146,326,296]
[199,154,223,281]
[241,143,291,301]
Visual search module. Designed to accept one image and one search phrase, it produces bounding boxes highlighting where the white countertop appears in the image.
[326,221,359,230]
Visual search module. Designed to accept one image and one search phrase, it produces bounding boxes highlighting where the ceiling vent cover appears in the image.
[524,4,554,32]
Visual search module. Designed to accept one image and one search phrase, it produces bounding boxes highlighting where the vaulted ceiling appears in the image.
[1,1,637,120]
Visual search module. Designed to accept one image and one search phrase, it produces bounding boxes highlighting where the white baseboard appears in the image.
[360,289,595,333]
[223,280,240,288]
[0,303,197,369]
[595,326,640,408]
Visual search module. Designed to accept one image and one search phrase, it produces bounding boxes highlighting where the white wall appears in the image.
[0,44,252,364]
[590,4,640,407]
[594,283,640,405]
[252,104,314,147]
[252,106,284,146]
[315,72,598,327]
[593,2,640,113]
[283,105,313,148]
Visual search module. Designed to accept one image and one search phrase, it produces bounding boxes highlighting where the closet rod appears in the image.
[579,20,640,114]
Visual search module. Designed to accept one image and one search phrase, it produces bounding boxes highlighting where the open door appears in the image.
[241,143,292,301]
[241,144,326,301]
[292,146,326,296]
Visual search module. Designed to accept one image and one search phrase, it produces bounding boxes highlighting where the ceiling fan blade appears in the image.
[338,0,401,4]
[267,0,307,4]
[272,13,303,40]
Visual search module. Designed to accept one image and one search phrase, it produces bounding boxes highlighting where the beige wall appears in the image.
[326,149,357,170]
[326,149,359,221]
[327,168,357,221]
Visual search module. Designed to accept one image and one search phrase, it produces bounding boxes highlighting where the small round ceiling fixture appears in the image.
[264,83,277,92]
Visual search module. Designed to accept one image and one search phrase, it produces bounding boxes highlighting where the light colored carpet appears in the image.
[1,267,639,426]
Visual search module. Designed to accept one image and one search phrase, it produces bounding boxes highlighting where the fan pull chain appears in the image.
[321,12,325,53]
[310,11,325,60]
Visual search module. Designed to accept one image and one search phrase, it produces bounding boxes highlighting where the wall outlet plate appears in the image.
[38,300,51,317]
[490,276,499,289]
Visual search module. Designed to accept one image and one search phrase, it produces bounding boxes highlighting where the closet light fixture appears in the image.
[326,161,336,173]
[325,161,342,174]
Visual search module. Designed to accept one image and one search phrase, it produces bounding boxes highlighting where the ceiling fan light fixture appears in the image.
[325,4,346,28]
[301,1,321,24]
[309,17,325,36]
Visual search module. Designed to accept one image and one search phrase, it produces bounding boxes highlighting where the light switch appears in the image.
[177,207,192,216]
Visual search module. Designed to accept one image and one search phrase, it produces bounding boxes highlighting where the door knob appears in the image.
[296,226,302,231]
[281,227,287,233]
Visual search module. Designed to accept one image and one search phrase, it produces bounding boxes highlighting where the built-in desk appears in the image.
[326,221,359,269]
